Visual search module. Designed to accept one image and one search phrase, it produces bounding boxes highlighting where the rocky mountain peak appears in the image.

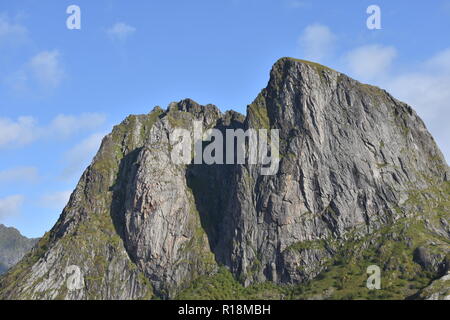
[1,58,448,300]
[166,98,222,125]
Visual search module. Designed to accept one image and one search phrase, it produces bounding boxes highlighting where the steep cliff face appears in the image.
[0,225,38,275]
[0,58,448,300]
[213,58,449,287]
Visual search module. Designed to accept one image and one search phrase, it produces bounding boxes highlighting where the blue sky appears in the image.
[0,0,449,238]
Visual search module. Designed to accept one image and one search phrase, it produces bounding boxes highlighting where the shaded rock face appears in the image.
[212,58,449,285]
[0,225,38,275]
[0,58,448,300]
[413,247,449,276]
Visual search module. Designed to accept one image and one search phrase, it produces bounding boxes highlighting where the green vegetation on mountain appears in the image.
[1,58,448,300]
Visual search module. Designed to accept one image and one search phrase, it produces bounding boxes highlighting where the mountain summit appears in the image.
[1,58,448,300]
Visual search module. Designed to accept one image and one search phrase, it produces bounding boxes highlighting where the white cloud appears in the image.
[385,48,450,162]
[62,132,105,179]
[0,167,38,184]
[345,45,397,80]
[39,191,71,210]
[48,113,107,139]
[389,74,450,120]
[425,48,450,73]
[0,113,106,149]
[299,24,336,62]
[0,14,27,46]
[4,69,28,91]
[29,50,65,89]
[5,50,65,92]
[0,195,24,220]
[0,116,38,147]
[107,22,136,41]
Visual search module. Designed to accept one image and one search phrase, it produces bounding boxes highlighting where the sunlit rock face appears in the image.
[1,58,448,300]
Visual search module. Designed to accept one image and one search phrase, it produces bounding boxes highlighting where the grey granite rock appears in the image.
[0,58,448,300]
[212,58,449,285]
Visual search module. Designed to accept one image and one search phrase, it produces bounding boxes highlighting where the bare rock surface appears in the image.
[1,58,448,300]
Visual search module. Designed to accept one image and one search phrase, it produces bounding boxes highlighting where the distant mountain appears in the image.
[0,58,448,300]
[0,224,38,275]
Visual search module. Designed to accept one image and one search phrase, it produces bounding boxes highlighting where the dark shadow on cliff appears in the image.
[108,147,143,263]
[185,117,244,266]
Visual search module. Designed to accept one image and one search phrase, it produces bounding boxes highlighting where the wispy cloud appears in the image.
[0,116,37,147]
[61,132,106,179]
[298,24,336,62]
[425,48,450,72]
[39,191,71,210]
[0,167,38,184]
[344,45,397,81]
[29,50,65,89]
[0,113,106,149]
[0,195,24,220]
[107,22,136,41]
[0,13,28,46]
[47,113,107,139]
[386,48,450,161]
[5,50,65,92]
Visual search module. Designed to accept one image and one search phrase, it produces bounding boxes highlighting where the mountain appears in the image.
[0,225,38,275]
[0,58,448,300]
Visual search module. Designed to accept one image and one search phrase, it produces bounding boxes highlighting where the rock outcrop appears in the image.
[0,58,448,300]
[417,272,450,300]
